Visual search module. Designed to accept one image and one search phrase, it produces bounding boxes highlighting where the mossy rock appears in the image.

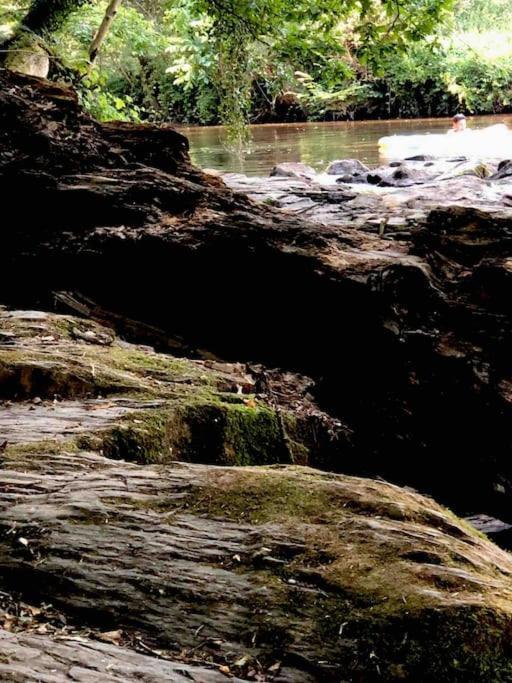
[4,36,50,78]
[99,400,310,466]
[0,308,345,470]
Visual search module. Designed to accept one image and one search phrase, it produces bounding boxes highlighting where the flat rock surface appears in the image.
[0,398,163,443]
[0,629,244,682]
[221,160,512,230]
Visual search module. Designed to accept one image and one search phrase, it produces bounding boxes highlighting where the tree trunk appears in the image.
[9,0,92,38]
[0,0,92,76]
[89,0,123,64]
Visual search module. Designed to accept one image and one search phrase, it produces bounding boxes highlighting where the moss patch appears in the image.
[0,310,344,470]
[114,464,512,680]
[100,410,172,464]
[94,400,309,466]
[4,438,79,458]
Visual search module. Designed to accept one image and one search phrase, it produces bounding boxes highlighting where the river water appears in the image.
[180,114,512,176]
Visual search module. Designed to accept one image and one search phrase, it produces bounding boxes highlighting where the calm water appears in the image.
[180,115,512,176]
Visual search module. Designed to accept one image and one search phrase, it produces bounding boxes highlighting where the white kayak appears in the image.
[379,124,512,160]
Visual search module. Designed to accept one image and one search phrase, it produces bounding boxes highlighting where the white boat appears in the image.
[379,124,512,160]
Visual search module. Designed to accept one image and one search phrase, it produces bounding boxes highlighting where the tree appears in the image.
[89,0,124,63]
[188,0,455,141]
[3,0,455,139]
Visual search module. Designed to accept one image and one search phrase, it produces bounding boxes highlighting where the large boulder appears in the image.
[326,158,369,178]
[269,161,317,180]
[5,68,512,529]
[4,38,50,78]
[3,403,512,681]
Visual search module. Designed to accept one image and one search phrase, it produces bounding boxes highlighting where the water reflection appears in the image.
[179,115,512,176]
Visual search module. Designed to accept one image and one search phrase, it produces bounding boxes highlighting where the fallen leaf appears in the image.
[97,629,123,644]
[234,655,250,667]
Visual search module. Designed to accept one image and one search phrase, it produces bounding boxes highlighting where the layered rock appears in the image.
[0,308,345,467]
[3,69,512,520]
[3,67,512,680]
[3,370,512,681]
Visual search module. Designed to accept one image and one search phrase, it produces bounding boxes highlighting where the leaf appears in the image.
[97,629,123,644]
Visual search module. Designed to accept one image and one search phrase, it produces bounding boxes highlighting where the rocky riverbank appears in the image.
[221,157,512,232]
[4,68,512,680]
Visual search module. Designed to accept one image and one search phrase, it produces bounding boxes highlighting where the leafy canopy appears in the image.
[2,0,455,142]
[188,0,454,142]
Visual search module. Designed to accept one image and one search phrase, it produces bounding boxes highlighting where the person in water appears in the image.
[451,113,467,132]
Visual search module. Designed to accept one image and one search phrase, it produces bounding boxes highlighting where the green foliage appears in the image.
[455,0,512,31]
[4,0,454,142]
[379,27,512,116]
[7,0,512,136]
[442,32,512,112]
[0,2,25,41]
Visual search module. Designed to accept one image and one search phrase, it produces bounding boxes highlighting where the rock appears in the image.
[269,162,317,180]
[5,68,512,531]
[4,41,49,78]
[0,307,347,467]
[466,514,512,550]
[335,173,356,184]
[3,436,512,680]
[492,159,512,180]
[326,158,370,176]
[6,64,512,682]
[404,154,435,162]
[365,162,449,187]
[0,629,244,682]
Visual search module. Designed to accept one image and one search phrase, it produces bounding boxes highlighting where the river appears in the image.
[180,114,512,176]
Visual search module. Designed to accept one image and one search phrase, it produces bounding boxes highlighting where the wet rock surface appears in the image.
[326,158,370,179]
[270,162,317,181]
[222,157,512,229]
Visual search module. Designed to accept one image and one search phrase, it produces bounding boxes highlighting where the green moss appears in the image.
[375,606,512,681]
[5,438,79,457]
[106,346,198,380]
[297,592,512,681]
[185,468,331,522]
[1,311,320,469]
[100,410,172,464]
[176,401,288,466]
[47,316,74,339]
[93,398,309,467]
[129,465,512,680]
